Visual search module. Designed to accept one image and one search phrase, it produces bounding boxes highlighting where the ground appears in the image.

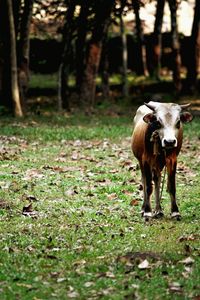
[0,104,199,299]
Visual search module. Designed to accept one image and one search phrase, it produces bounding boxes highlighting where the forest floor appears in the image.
[0,104,199,299]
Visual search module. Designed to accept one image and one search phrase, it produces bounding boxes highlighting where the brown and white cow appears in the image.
[131,101,193,219]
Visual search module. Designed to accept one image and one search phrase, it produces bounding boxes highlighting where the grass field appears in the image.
[0,108,199,299]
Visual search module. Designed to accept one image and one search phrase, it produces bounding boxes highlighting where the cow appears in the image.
[131,101,193,219]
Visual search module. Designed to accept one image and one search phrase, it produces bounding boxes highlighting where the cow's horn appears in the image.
[180,103,191,110]
[144,102,156,111]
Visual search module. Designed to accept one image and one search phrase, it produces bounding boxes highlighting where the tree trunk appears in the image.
[101,35,110,99]
[58,0,76,111]
[0,1,5,106]
[186,0,200,92]
[18,0,34,110]
[132,0,148,76]
[120,14,128,97]
[80,0,115,110]
[12,0,21,35]
[151,0,165,79]
[75,1,89,92]
[168,0,182,94]
[7,0,23,116]
[80,43,102,109]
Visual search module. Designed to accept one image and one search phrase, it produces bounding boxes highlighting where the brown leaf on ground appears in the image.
[168,282,183,294]
[0,199,10,209]
[117,251,161,266]
[22,203,38,217]
[178,234,200,242]
[130,199,139,206]
[179,257,195,265]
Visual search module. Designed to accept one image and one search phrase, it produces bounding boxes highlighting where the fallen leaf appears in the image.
[22,203,33,213]
[22,203,38,217]
[73,259,86,267]
[168,282,182,293]
[178,234,200,242]
[107,193,118,201]
[64,189,78,196]
[84,281,94,288]
[179,257,194,265]
[0,199,10,209]
[97,271,115,279]
[67,286,80,299]
[130,199,139,206]
[138,259,149,269]
[57,277,67,283]
[67,291,80,299]
[16,283,33,289]
[22,195,38,202]
[23,169,44,180]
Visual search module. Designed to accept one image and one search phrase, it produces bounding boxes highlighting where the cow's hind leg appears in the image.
[141,162,153,219]
[166,158,181,220]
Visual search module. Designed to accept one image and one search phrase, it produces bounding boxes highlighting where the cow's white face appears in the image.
[143,102,193,149]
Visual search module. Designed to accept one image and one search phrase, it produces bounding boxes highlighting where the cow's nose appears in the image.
[163,139,176,148]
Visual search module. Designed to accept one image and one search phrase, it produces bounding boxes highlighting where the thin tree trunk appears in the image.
[101,35,110,99]
[18,0,34,110]
[80,0,115,110]
[76,1,89,92]
[132,0,148,76]
[168,0,182,94]
[0,1,5,104]
[58,0,76,111]
[7,0,23,117]
[186,0,200,92]
[152,0,165,79]
[120,14,128,97]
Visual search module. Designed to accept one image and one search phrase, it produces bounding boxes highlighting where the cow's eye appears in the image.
[176,120,181,129]
[155,120,162,129]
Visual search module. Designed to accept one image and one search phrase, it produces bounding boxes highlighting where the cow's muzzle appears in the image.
[162,138,177,148]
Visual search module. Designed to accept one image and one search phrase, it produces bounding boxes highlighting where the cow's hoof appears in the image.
[143,211,153,221]
[171,212,181,220]
[153,211,164,219]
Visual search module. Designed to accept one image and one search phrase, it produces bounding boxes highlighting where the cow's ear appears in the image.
[143,113,157,124]
[180,112,193,123]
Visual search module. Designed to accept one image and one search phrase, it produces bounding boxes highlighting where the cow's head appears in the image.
[143,102,193,148]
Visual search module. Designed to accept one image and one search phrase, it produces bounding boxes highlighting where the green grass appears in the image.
[0,111,200,299]
[29,73,161,90]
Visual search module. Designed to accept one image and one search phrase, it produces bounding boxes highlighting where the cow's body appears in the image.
[131,101,193,219]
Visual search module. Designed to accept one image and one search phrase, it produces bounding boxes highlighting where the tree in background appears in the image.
[186,0,200,93]
[151,0,165,79]
[80,0,115,111]
[0,0,23,116]
[58,0,76,111]
[0,0,33,116]
[0,0,200,116]
[168,0,182,94]
[75,1,89,93]
[17,0,34,110]
[119,0,129,97]
[100,31,110,100]
[132,0,148,76]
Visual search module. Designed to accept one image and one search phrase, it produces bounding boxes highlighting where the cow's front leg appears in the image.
[153,171,164,218]
[166,158,181,219]
[141,162,153,219]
